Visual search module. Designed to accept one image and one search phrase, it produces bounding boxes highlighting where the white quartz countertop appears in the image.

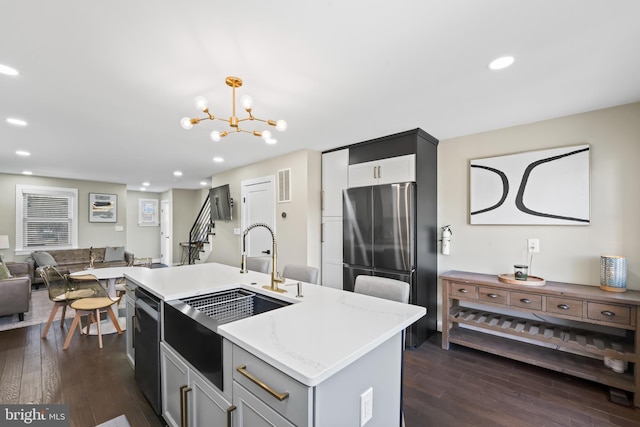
[125,263,425,386]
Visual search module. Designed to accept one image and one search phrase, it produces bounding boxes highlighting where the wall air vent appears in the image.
[277,168,291,203]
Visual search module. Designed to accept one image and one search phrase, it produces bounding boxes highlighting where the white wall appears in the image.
[0,173,127,261]
[207,149,322,272]
[126,190,161,260]
[437,103,640,318]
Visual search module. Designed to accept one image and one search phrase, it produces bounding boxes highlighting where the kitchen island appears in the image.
[125,262,425,427]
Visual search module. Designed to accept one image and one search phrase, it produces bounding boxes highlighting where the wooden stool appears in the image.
[63,297,122,350]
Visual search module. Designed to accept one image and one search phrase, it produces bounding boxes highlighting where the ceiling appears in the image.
[1,1,639,193]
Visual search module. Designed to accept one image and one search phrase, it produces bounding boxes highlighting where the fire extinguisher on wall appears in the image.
[441,225,452,255]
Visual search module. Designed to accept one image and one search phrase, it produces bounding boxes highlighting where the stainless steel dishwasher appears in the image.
[134,287,161,414]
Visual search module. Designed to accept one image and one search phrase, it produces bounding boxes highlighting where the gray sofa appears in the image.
[27,247,134,289]
[0,262,32,321]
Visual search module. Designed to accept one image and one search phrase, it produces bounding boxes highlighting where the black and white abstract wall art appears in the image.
[470,144,590,225]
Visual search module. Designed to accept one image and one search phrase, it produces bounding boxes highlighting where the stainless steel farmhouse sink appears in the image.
[163,288,291,391]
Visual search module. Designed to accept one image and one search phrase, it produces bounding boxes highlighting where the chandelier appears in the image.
[180,76,287,144]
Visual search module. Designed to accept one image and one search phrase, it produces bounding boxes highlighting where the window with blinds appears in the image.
[15,185,78,251]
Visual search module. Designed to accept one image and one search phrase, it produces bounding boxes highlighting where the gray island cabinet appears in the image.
[125,262,424,427]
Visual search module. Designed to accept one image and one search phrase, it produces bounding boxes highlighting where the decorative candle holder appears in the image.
[600,255,627,292]
[514,264,529,281]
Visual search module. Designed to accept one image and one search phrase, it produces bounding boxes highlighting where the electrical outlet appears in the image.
[528,238,540,253]
[360,387,373,426]
[233,228,241,235]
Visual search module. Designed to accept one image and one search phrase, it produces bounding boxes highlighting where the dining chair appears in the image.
[282,264,319,284]
[62,274,122,350]
[246,256,271,274]
[353,274,409,427]
[38,265,73,339]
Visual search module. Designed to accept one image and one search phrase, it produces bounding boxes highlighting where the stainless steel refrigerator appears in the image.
[343,182,419,346]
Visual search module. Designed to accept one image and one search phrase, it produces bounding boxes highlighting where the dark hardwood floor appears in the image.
[0,321,164,427]
[1,322,638,427]
[403,334,640,427]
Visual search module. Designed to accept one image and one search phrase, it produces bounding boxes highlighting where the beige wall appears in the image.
[0,173,127,261]
[437,102,640,327]
[207,149,322,273]
[126,190,161,260]
[163,188,205,265]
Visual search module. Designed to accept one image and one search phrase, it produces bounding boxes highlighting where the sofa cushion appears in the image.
[0,260,12,279]
[104,246,125,262]
[32,251,58,267]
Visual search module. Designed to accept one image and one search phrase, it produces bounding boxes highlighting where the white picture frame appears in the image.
[469,144,590,225]
[138,198,159,226]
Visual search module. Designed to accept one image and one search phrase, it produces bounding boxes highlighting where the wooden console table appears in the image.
[441,270,640,407]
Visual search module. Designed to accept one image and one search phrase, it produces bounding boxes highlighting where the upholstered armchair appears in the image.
[0,262,32,321]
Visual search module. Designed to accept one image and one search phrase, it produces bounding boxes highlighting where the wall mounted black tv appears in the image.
[209,184,233,221]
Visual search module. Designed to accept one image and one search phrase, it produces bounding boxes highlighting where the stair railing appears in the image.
[187,194,213,264]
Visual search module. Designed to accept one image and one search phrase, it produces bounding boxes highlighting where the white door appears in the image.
[322,149,349,216]
[161,200,172,266]
[241,176,276,257]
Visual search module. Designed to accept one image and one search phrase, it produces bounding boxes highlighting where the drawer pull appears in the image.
[601,310,615,317]
[458,288,469,294]
[519,298,531,304]
[557,304,570,310]
[236,365,290,401]
[487,293,499,298]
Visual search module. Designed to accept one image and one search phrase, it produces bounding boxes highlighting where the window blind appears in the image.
[18,187,76,249]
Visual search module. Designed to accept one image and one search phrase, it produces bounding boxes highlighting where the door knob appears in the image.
[262,249,271,255]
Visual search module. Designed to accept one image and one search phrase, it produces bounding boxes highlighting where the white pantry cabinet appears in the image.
[348,153,416,188]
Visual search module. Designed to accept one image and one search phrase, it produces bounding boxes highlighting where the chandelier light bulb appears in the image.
[240,95,254,110]
[180,117,193,129]
[276,120,287,132]
[194,96,208,110]
[210,131,221,142]
[261,130,272,141]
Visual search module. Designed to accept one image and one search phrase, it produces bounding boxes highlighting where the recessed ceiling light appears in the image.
[142,182,150,186]
[173,171,183,177]
[0,64,19,76]
[265,138,277,145]
[140,187,147,191]
[16,150,31,156]
[213,157,224,163]
[22,171,32,175]
[6,117,27,126]
[488,56,515,70]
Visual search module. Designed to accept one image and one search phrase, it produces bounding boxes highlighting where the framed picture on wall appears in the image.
[138,198,159,226]
[469,144,590,225]
[89,193,117,223]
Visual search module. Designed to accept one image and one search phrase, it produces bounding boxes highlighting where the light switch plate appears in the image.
[115,225,124,232]
[360,387,373,426]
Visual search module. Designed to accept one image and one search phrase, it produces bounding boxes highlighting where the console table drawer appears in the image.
[510,292,543,311]
[587,302,633,326]
[478,287,507,304]
[450,282,477,300]
[546,297,583,318]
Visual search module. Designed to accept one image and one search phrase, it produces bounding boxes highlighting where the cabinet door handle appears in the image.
[373,166,377,179]
[519,298,531,304]
[601,310,615,317]
[487,293,499,299]
[458,288,468,294]
[557,304,570,310]
[227,405,237,427]
[236,365,290,401]
[321,223,324,243]
[378,165,382,179]
[180,385,192,427]
[321,190,324,211]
